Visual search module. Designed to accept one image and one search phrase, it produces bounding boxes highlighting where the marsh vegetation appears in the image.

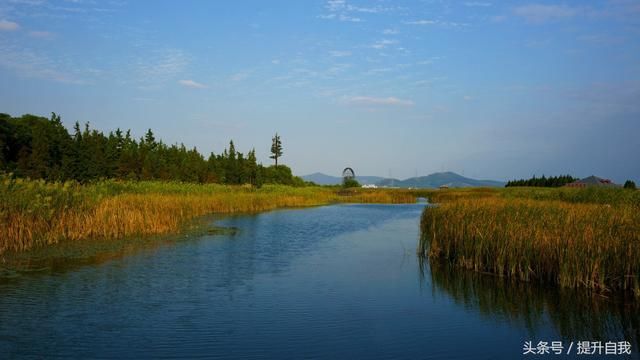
[419,187,640,295]
[0,175,421,254]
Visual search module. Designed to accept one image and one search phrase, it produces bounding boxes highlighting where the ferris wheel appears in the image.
[342,167,355,180]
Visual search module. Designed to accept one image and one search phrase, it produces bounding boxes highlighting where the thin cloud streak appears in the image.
[344,96,414,107]
[28,30,55,38]
[318,0,396,23]
[370,39,397,49]
[134,49,189,89]
[513,4,580,23]
[0,19,19,31]
[464,2,492,7]
[329,50,352,57]
[403,19,469,27]
[0,39,85,84]
[178,79,207,89]
[230,71,251,81]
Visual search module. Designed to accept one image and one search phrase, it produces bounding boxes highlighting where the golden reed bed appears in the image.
[0,177,419,254]
[419,188,640,294]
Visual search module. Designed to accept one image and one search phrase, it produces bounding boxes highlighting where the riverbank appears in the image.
[0,175,422,254]
[419,187,640,295]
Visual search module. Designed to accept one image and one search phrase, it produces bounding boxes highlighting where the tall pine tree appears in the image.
[270,133,283,167]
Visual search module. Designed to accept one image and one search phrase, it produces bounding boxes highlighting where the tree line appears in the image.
[0,112,307,186]
[505,175,577,188]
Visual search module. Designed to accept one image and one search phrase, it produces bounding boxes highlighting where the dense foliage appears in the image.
[0,113,306,186]
[342,178,360,188]
[624,180,637,190]
[505,174,577,187]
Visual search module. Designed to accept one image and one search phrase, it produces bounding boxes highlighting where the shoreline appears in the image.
[1,199,426,279]
[1,178,428,255]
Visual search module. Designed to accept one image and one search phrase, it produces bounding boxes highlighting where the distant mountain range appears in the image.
[376,172,505,188]
[301,171,505,188]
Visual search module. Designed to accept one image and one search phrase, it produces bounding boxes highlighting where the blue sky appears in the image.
[0,0,638,182]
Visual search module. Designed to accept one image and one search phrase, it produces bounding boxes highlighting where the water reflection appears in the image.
[1,204,401,283]
[0,204,432,359]
[421,257,640,347]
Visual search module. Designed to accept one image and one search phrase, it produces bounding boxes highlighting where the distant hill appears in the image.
[301,173,386,185]
[356,176,387,185]
[302,171,504,188]
[301,173,341,185]
[376,172,504,188]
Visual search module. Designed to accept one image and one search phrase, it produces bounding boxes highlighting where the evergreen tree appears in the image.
[506,174,577,188]
[0,114,12,168]
[0,112,307,187]
[226,140,239,184]
[65,121,92,182]
[246,149,260,187]
[270,133,283,167]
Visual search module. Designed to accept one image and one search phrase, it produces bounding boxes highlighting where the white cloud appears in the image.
[338,14,361,22]
[326,0,346,12]
[0,40,83,83]
[8,0,46,5]
[365,67,393,75]
[178,79,207,89]
[230,71,251,81]
[325,63,352,75]
[319,0,394,22]
[370,39,397,49]
[318,14,337,20]
[329,50,351,57]
[417,57,441,65]
[0,20,19,31]
[325,0,390,14]
[514,4,579,23]
[3,0,123,22]
[413,79,432,87]
[135,49,190,89]
[403,19,437,25]
[344,96,414,107]
[347,5,391,14]
[464,2,492,7]
[403,19,468,27]
[382,28,399,35]
[140,50,188,79]
[318,12,361,22]
[577,34,622,45]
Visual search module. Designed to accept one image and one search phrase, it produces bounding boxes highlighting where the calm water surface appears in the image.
[1,204,638,359]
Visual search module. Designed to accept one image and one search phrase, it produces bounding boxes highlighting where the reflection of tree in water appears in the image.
[420,258,640,348]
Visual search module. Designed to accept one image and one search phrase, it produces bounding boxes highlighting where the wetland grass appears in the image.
[0,175,421,254]
[419,187,640,294]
